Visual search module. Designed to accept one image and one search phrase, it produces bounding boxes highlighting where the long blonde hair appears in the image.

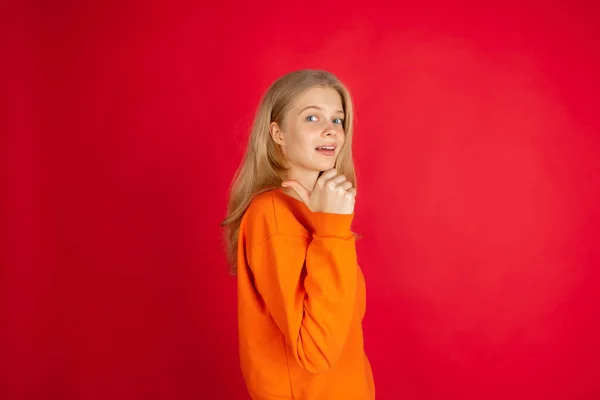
[221,69,357,275]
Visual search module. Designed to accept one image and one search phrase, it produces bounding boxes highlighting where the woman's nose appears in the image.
[323,123,337,136]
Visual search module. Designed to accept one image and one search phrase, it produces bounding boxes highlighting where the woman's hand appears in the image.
[282,169,356,214]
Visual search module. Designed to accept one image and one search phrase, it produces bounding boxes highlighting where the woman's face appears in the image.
[270,86,346,183]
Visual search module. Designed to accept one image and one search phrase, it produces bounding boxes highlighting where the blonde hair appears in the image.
[221,69,357,275]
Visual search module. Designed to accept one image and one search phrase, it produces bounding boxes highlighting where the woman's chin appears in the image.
[302,159,336,174]
[315,160,336,171]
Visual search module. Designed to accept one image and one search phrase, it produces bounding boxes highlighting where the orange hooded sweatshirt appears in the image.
[236,188,375,400]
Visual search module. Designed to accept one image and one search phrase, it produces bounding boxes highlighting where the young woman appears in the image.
[222,69,374,399]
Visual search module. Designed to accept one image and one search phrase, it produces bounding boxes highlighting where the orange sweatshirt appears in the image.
[236,188,375,400]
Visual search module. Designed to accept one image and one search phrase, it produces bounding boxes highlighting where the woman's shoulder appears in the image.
[244,189,277,221]
[242,189,309,237]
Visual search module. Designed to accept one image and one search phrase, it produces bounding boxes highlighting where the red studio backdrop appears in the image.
[2,1,600,399]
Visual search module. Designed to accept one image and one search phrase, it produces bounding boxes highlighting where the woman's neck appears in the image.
[283,168,320,198]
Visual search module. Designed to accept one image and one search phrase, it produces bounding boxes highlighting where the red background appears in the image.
[2,1,600,399]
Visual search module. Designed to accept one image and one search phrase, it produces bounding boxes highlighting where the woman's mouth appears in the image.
[315,145,336,156]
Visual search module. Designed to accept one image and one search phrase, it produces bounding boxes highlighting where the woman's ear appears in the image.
[269,122,285,146]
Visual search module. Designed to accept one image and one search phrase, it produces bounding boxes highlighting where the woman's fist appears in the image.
[281,169,356,214]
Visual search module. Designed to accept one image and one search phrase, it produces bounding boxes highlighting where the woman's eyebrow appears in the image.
[298,105,345,115]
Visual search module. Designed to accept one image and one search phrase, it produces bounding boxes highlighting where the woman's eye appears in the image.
[333,118,344,124]
[306,115,318,122]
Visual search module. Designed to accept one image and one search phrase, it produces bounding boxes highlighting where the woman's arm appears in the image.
[248,212,358,374]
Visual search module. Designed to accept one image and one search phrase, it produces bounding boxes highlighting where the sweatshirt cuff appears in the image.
[311,212,354,238]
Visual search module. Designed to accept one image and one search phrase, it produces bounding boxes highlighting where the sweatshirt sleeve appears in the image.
[247,212,358,374]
